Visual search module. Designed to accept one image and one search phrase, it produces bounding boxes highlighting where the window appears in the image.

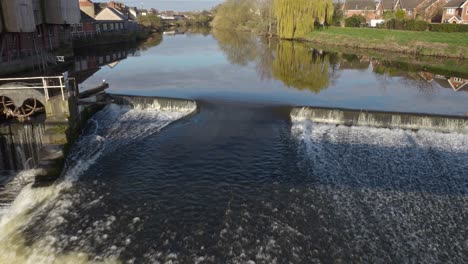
[447,8,455,15]
[120,23,124,30]
[110,23,114,30]
[454,77,463,82]
[103,23,107,31]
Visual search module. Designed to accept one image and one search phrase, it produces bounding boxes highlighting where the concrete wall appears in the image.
[1,0,36,32]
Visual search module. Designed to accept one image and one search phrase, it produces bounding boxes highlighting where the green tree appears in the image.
[138,15,163,30]
[395,9,406,20]
[212,0,257,30]
[274,0,334,39]
[212,0,276,34]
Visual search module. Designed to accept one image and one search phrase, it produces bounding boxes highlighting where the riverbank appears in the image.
[299,27,468,59]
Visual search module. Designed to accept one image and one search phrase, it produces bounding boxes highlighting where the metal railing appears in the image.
[0,76,69,101]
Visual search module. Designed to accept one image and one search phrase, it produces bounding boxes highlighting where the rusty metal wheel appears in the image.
[1,97,43,122]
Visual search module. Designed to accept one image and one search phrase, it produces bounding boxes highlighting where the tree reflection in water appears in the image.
[212,30,468,95]
[213,29,337,93]
[272,41,335,93]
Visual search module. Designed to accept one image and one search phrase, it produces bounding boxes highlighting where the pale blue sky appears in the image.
[115,0,223,11]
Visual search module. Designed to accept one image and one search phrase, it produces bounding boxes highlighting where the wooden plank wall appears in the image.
[32,0,44,25]
[0,0,36,32]
[44,0,80,25]
[0,8,3,32]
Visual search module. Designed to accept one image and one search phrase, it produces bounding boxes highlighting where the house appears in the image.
[79,0,97,18]
[376,0,399,18]
[128,7,138,20]
[433,75,468,91]
[342,0,378,21]
[414,0,448,21]
[140,9,148,16]
[94,7,127,32]
[448,77,468,91]
[394,0,423,17]
[72,11,101,38]
[376,0,448,20]
[442,0,468,23]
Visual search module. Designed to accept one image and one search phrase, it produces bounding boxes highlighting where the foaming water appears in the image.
[291,119,468,262]
[0,101,196,263]
[292,107,468,134]
[0,100,466,263]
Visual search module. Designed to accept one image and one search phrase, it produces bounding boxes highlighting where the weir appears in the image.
[110,94,198,112]
[291,107,468,134]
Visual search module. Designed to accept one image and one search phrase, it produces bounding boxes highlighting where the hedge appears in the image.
[345,15,367,28]
[379,19,468,32]
[429,23,468,33]
[381,19,429,31]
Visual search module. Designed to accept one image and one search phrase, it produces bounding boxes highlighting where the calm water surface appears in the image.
[0,31,467,263]
[79,31,468,115]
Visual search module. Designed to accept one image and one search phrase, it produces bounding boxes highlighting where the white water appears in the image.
[292,107,468,134]
[291,119,468,262]
[0,102,196,264]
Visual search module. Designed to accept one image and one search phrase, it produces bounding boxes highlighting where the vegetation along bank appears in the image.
[212,0,468,58]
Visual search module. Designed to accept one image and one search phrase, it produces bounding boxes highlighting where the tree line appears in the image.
[212,0,334,39]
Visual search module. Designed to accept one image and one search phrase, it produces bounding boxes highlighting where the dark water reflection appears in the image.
[75,30,468,115]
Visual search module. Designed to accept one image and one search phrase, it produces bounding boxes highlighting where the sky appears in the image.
[117,0,223,11]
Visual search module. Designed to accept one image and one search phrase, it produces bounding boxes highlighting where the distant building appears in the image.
[376,0,448,20]
[376,0,400,18]
[442,0,468,23]
[0,0,80,66]
[94,7,128,32]
[342,0,378,22]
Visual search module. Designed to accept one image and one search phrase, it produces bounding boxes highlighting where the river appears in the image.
[0,30,467,263]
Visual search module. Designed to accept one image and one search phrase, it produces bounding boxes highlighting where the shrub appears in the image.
[138,15,163,30]
[345,15,366,28]
[430,23,468,33]
[382,19,429,31]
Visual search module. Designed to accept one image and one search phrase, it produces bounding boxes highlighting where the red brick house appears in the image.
[342,0,378,21]
[442,0,468,23]
[376,0,399,18]
[376,0,448,21]
[415,0,448,21]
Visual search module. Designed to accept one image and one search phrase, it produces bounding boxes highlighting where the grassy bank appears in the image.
[301,27,468,58]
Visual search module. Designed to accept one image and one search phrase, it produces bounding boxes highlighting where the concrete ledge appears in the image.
[292,106,468,134]
[110,94,198,112]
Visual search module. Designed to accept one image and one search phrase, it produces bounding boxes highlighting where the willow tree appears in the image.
[274,0,334,39]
